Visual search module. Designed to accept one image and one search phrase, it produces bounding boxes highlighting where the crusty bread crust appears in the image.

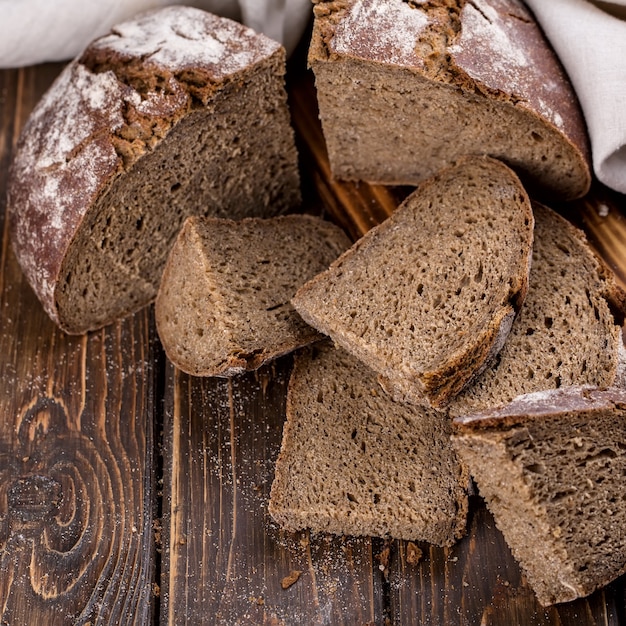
[8,6,300,333]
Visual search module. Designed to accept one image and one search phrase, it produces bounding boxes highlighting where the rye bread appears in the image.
[292,156,534,409]
[438,202,626,418]
[155,215,351,377]
[452,386,626,605]
[309,0,591,200]
[8,6,300,334]
[269,341,469,546]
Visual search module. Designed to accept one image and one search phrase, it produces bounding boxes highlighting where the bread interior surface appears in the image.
[269,343,469,545]
[449,203,623,417]
[313,57,588,200]
[453,400,626,605]
[156,215,350,376]
[56,55,299,332]
[293,157,533,407]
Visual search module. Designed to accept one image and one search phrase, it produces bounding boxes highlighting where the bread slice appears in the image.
[8,6,301,334]
[442,202,626,418]
[452,386,626,605]
[309,0,591,200]
[269,342,469,545]
[155,215,351,377]
[292,156,534,409]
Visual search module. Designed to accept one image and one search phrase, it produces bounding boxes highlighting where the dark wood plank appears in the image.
[388,500,624,626]
[0,64,158,626]
[161,359,385,625]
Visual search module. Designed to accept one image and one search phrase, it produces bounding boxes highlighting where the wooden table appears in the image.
[1,53,626,626]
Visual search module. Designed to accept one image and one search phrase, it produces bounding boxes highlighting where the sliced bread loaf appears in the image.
[452,386,626,605]
[441,202,626,418]
[292,156,534,409]
[155,215,351,377]
[8,6,301,334]
[269,341,469,546]
[309,0,591,200]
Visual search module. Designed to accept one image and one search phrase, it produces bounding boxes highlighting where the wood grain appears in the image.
[161,360,385,625]
[0,64,158,626]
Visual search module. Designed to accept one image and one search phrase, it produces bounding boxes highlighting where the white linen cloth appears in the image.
[0,0,312,67]
[524,0,626,193]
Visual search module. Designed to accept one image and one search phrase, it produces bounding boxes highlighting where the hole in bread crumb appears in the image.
[170,182,181,192]
[525,462,544,474]
[474,261,483,283]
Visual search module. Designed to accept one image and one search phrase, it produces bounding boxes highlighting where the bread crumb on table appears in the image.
[281,570,302,589]
[406,542,423,565]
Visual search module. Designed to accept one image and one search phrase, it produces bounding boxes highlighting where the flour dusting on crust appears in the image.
[10,63,126,317]
[92,6,280,80]
[329,0,430,67]
[449,0,572,133]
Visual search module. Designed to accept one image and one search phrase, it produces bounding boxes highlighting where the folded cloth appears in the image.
[0,0,311,68]
[524,0,626,194]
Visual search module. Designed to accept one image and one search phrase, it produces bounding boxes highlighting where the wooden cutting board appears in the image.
[0,56,624,626]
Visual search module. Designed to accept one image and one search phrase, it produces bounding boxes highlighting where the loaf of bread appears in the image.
[8,6,301,334]
[292,156,534,408]
[435,202,626,418]
[309,0,591,200]
[269,341,469,546]
[452,386,626,605]
[155,215,351,376]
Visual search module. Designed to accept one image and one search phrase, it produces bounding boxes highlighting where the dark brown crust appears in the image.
[452,385,626,433]
[7,7,288,333]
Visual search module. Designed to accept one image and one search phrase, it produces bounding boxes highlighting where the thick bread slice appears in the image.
[451,386,626,606]
[292,156,534,409]
[309,0,591,200]
[155,215,350,377]
[8,6,300,334]
[269,342,469,546]
[442,202,626,418]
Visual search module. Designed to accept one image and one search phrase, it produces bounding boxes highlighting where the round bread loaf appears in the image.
[8,6,301,333]
[309,0,591,200]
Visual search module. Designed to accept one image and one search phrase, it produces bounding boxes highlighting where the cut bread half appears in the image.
[8,7,301,333]
[309,0,591,200]
[452,386,626,605]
